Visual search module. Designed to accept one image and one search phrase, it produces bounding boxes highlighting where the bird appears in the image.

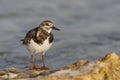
[21,20,60,70]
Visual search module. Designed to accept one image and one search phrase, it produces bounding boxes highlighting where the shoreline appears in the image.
[0,52,120,80]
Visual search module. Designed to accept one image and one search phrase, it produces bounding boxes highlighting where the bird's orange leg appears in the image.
[40,53,49,70]
[31,55,38,69]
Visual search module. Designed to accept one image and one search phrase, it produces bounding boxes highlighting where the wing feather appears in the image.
[21,28,51,45]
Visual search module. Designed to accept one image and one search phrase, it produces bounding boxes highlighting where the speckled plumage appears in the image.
[21,27,54,54]
[21,20,60,69]
[21,28,53,45]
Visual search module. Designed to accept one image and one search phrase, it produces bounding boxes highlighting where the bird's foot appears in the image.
[32,64,39,70]
[28,64,39,70]
[40,66,49,70]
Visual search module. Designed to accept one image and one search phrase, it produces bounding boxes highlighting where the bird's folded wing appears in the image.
[21,28,37,45]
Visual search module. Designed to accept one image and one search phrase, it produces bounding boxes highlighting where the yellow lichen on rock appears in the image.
[72,52,120,80]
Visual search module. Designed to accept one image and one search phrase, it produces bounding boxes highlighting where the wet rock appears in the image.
[0,52,120,80]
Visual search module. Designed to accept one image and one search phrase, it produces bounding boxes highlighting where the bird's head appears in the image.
[39,20,60,33]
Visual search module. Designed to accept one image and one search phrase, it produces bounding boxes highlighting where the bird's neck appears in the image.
[40,27,52,33]
[47,29,52,33]
[39,27,52,34]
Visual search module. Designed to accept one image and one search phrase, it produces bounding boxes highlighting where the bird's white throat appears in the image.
[41,27,52,33]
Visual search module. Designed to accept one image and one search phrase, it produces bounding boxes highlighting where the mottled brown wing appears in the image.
[21,28,37,45]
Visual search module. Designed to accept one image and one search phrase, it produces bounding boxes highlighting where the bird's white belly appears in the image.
[26,38,52,54]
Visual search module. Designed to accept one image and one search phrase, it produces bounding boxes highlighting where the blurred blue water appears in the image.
[0,0,120,69]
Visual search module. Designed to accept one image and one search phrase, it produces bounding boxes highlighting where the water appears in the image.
[0,0,120,69]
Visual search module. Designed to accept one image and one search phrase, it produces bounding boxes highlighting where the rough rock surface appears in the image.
[0,52,120,80]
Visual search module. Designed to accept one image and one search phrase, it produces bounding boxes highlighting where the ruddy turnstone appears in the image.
[21,20,60,70]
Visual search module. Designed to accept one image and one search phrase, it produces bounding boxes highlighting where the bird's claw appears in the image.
[40,66,49,70]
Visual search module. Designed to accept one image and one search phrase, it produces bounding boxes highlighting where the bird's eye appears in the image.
[46,23,49,26]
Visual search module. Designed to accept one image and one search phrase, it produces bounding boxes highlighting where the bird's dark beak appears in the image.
[52,26,60,31]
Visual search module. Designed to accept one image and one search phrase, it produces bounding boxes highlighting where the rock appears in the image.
[0,52,120,80]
